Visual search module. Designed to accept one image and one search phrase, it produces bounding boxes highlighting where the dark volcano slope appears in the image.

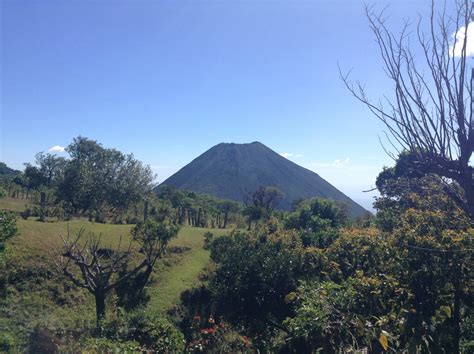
[160,142,367,218]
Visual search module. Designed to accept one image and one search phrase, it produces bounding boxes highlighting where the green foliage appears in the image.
[0,162,20,179]
[203,231,214,250]
[207,229,302,334]
[83,337,143,352]
[374,150,470,231]
[186,315,252,353]
[126,311,185,352]
[98,308,185,352]
[114,220,180,310]
[284,213,473,352]
[285,197,347,248]
[131,219,180,252]
[57,136,153,215]
[22,152,67,190]
[243,186,284,229]
[157,185,243,228]
[0,210,17,254]
[0,332,16,352]
[1,218,224,350]
[286,197,348,230]
[284,279,395,352]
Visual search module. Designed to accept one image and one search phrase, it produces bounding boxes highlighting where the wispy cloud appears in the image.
[280,152,293,158]
[450,22,474,57]
[48,145,66,153]
[305,159,382,190]
[332,157,350,168]
[280,152,303,159]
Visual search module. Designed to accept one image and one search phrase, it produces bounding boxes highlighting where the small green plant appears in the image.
[203,231,214,250]
[0,332,16,352]
[83,337,143,352]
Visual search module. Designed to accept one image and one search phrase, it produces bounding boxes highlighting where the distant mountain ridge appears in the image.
[160,142,368,217]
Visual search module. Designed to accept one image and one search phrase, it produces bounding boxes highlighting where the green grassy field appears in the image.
[1,208,228,347]
[0,197,35,213]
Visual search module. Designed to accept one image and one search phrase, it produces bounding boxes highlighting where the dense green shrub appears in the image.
[83,337,143,353]
[99,308,185,352]
[0,332,16,352]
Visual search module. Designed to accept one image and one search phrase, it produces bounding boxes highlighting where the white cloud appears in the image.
[280,152,303,159]
[280,152,293,158]
[48,145,66,153]
[450,22,474,57]
[332,157,350,168]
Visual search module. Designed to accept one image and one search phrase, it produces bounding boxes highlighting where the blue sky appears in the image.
[0,0,460,209]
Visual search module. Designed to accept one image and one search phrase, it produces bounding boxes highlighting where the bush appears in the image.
[127,311,185,352]
[203,231,214,250]
[99,308,185,353]
[0,332,15,352]
[20,208,31,220]
[83,337,143,353]
[186,315,252,353]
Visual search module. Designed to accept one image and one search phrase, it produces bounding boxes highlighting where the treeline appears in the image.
[155,186,243,228]
[1,137,153,222]
[0,137,247,228]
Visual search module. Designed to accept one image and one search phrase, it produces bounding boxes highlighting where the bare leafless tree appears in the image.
[56,221,177,328]
[342,0,474,222]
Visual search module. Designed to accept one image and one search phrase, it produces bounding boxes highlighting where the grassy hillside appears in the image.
[161,142,368,217]
[1,217,227,347]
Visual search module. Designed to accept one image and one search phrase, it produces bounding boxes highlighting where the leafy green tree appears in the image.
[284,197,348,248]
[207,229,302,336]
[0,162,19,179]
[389,208,473,352]
[32,152,66,188]
[375,150,470,231]
[244,186,283,229]
[57,137,154,217]
[217,201,235,228]
[156,186,243,228]
[23,164,47,190]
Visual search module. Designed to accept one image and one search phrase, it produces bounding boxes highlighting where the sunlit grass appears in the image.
[2,218,228,346]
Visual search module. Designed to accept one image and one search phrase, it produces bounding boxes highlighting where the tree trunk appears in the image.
[223,211,229,228]
[95,292,106,329]
[459,165,474,224]
[465,184,474,224]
